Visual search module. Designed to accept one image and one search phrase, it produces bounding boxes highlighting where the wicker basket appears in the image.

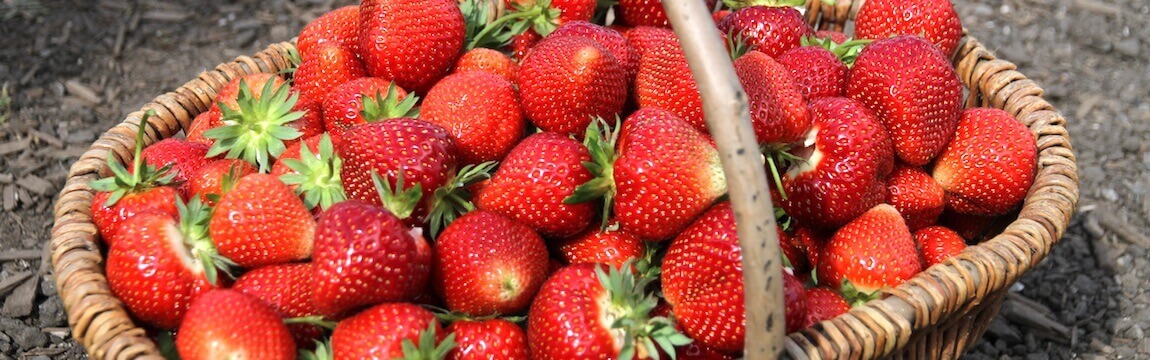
[49,0,1078,359]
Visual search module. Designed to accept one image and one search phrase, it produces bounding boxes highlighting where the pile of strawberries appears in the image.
[88,0,1040,358]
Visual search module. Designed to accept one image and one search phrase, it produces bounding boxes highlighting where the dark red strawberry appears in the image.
[932,107,1037,216]
[233,263,324,348]
[518,35,626,135]
[296,5,360,60]
[90,110,180,244]
[139,138,213,199]
[186,158,257,205]
[176,289,295,360]
[454,47,519,83]
[422,70,526,165]
[855,0,963,57]
[847,35,963,166]
[210,174,316,268]
[616,0,717,28]
[293,43,366,105]
[629,26,706,132]
[801,286,851,328]
[359,0,465,93]
[938,210,1000,242]
[913,225,967,267]
[777,44,848,100]
[792,225,829,273]
[554,224,644,269]
[446,318,529,360]
[817,204,923,295]
[550,20,640,82]
[321,77,414,142]
[886,164,945,231]
[332,303,453,359]
[716,5,812,58]
[733,50,811,145]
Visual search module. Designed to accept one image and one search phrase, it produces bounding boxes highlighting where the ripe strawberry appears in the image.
[782,97,893,229]
[446,318,529,360]
[792,225,829,273]
[717,5,812,58]
[913,225,967,267]
[886,164,945,231]
[778,227,809,273]
[293,43,367,105]
[186,159,258,205]
[321,77,415,142]
[332,303,453,359]
[518,36,626,135]
[777,45,848,100]
[629,27,706,132]
[504,0,597,35]
[176,289,295,360]
[550,20,640,82]
[194,73,288,147]
[855,0,963,57]
[932,108,1037,216]
[815,30,848,44]
[359,0,465,94]
[274,134,348,212]
[186,111,215,146]
[454,48,519,83]
[105,199,226,329]
[649,302,738,360]
[210,173,316,268]
[475,132,594,238]
[204,77,306,172]
[287,98,325,148]
[296,5,360,60]
[507,29,542,62]
[847,35,963,166]
[801,287,851,329]
[422,71,526,165]
[817,204,923,295]
[528,263,689,359]
[90,110,180,244]
[616,0,717,27]
[312,201,432,316]
[139,138,213,199]
[733,50,811,145]
[233,263,324,348]
[433,210,548,316]
[554,224,644,269]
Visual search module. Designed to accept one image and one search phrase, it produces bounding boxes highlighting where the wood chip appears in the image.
[0,137,30,156]
[1,274,39,317]
[16,175,53,196]
[2,185,18,211]
[141,9,189,22]
[0,173,12,184]
[28,129,64,148]
[1094,208,1150,248]
[0,249,42,262]
[0,271,32,296]
[1072,0,1121,16]
[64,79,102,105]
[1000,295,1072,343]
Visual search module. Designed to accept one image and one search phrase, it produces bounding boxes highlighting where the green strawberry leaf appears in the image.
[298,338,334,360]
[372,170,422,221]
[204,78,304,172]
[283,315,338,330]
[593,262,689,360]
[156,330,181,360]
[88,109,176,207]
[839,279,881,307]
[362,83,421,122]
[399,321,455,360]
[565,117,621,231]
[280,133,347,211]
[427,161,498,239]
[723,0,806,10]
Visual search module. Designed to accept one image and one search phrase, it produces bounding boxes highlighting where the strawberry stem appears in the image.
[177,196,237,286]
[297,339,333,360]
[89,109,176,207]
[283,315,338,330]
[427,161,498,238]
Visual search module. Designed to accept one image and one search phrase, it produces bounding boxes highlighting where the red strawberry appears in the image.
[649,302,739,360]
[446,318,529,360]
[886,164,945,231]
[359,0,465,94]
[792,225,829,272]
[312,201,432,316]
[855,0,963,57]
[186,159,258,205]
[616,0,717,28]
[733,50,811,145]
[454,47,519,83]
[321,77,415,142]
[528,263,689,359]
[475,132,594,238]
[815,30,848,44]
[554,224,644,269]
[777,45,848,100]
[293,43,367,105]
[433,210,549,316]
[139,138,214,199]
[296,5,360,60]
[817,204,923,295]
[518,35,627,135]
[204,76,306,172]
[233,263,324,348]
[913,225,967,267]
[508,29,542,62]
[505,0,597,28]
[332,303,453,359]
[782,97,893,229]
[801,287,851,328]
[90,110,180,244]
[422,71,526,165]
[287,98,325,148]
[210,173,316,268]
[629,27,706,132]
[550,20,640,82]
[273,134,348,212]
[186,111,215,146]
[932,108,1037,216]
[105,199,225,329]
[176,289,295,360]
[847,35,963,166]
[778,227,808,273]
[717,5,812,58]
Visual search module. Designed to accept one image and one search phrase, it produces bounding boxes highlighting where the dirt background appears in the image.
[0,0,1146,359]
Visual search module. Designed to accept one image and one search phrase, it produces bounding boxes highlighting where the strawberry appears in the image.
[733,50,811,145]
[475,132,595,238]
[817,204,923,296]
[847,35,963,166]
[105,199,227,329]
[778,227,809,273]
[293,43,367,106]
[800,287,851,329]
[186,158,259,206]
[527,263,689,359]
[332,303,454,359]
[554,224,645,269]
[649,302,739,360]
[446,318,529,360]
[885,164,945,231]
[777,44,848,100]
[422,70,526,165]
[792,225,829,273]
[453,48,519,83]
[139,138,213,199]
[194,73,288,148]
[321,77,416,142]
[855,0,963,57]
[358,0,465,94]
[932,108,1037,216]
[433,210,549,316]
[287,99,326,149]
[913,225,967,267]
[938,210,1001,242]
[518,35,627,135]
[176,289,294,360]
[232,263,324,348]
[508,30,542,62]
[815,30,848,44]
[186,111,215,146]
[616,0,717,28]
[274,134,348,212]
[549,20,640,82]
[782,97,893,229]
[312,201,432,316]
[503,0,597,37]
[209,173,316,268]
[629,27,706,132]
[90,110,180,244]
[296,5,360,60]
[204,77,306,172]
[716,5,812,59]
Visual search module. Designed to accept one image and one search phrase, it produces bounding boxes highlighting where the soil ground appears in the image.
[0,0,1146,359]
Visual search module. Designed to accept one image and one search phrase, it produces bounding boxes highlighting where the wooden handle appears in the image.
[661,1,786,358]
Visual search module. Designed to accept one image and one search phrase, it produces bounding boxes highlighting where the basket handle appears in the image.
[663,1,786,358]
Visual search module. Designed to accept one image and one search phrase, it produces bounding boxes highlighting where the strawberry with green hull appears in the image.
[818,204,923,298]
[209,173,316,268]
[518,35,627,136]
[204,77,306,172]
[358,0,465,94]
[296,5,360,60]
[446,318,529,360]
[554,224,645,269]
[332,303,454,359]
[847,35,963,166]
[321,77,415,142]
[275,134,348,213]
[886,164,945,231]
[453,48,519,82]
[90,110,179,244]
[233,263,325,348]
[716,3,812,59]
[139,138,214,199]
[293,42,366,106]
[186,159,257,206]
[913,225,967,267]
[732,50,811,145]
[176,289,296,360]
[189,73,287,147]
[629,27,706,132]
[433,210,549,316]
[855,0,963,57]
[932,107,1037,216]
[422,70,526,165]
[800,287,851,329]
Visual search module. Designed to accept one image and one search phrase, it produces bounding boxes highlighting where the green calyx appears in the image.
[722,0,806,10]
[298,338,334,360]
[427,161,498,238]
[204,78,304,172]
[801,35,872,67]
[372,170,423,221]
[399,322,456,360]
[89,109,176,207]
[839,279,881,308]
[760,143,804,202]
[176,196,237,286]
[467,0,561,50]
[726,29,753,60]
[564,117,620,231]
[362,83,421,122]
[461,0,513,50]
[280,134,347,211]
[596,262,693,360]
[280,47,302,77]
